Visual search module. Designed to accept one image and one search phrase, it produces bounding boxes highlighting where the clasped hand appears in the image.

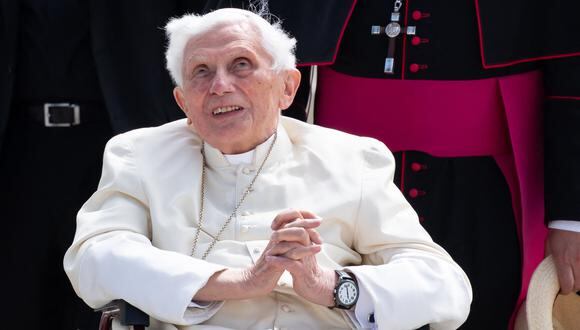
[194,209,336,306]
[249,209,336,307]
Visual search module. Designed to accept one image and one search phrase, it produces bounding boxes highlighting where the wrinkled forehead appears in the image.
[182,21,271,64]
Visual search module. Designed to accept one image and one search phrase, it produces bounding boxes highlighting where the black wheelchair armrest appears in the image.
[96,299,150,329]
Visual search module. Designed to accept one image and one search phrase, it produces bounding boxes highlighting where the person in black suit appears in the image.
[0,1,202,328]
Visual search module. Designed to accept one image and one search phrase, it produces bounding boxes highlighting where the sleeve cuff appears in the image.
[183,301,224,324]
[344,268,378,329]
[548,220,580,232]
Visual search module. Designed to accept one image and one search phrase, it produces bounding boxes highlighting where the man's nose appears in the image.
[209,70,234,96]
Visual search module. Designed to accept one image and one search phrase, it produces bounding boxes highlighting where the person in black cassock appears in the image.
[203,1,580,329]
[0,1,202,328]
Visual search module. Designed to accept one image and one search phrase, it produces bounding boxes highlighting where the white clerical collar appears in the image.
[223,149,255,165]
[202,130,280,169]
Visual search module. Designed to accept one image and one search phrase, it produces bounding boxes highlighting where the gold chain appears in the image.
[190,131,278,260]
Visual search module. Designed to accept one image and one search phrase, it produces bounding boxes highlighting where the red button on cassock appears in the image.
[411,162,424,172]
[409,63,419,73]
[412,10,422,21]
[409,188,426,198]
[411,36,421,46]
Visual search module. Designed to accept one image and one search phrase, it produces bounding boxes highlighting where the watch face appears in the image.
[337,281,358,306]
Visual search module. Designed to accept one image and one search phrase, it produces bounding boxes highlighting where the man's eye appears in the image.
[192,66,209,77]
[233,59,251,70]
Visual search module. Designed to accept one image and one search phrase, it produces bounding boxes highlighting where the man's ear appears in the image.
[278,68,301,110]
[173,86,188,115]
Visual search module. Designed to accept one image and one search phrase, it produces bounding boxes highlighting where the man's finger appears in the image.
[264,255,302,272]
[267,241,304,256]
[283,219,323,244]
[554,258,575,294]
[282,218,322,229]
[271,209,321,230]
[271,227,312,246]
[267,243,321,260]
[282,245,321,260]
[573,264,580,292]
[271,209,304,230]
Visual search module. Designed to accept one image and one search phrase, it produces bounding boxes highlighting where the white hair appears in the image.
[165,7,297,87]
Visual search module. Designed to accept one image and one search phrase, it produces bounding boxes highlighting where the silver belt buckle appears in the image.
[43,103,80,127]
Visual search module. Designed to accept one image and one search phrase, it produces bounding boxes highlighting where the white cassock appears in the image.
[63,116,472,329]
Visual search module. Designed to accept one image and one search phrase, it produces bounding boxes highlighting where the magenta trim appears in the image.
[547,95,580,101]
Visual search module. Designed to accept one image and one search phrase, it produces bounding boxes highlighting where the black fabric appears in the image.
[476,0,580,66]
[0,109,112,329]
[394,151,521,329]
[202,0,355,65]
[0,1,203,329]
[0,0,197,148]
[545,99,580,220]
[15,0,103,103]
[544,56,580,220]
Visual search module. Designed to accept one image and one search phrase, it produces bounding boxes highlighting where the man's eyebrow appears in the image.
[186,46,258,64]
[185,53,210,66]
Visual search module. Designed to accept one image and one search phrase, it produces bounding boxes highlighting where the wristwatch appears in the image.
[332,270,359,309]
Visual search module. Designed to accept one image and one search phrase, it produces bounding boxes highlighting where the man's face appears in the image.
[174,22,300,154]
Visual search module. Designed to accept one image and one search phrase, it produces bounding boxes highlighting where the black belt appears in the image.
[20,102,106,127]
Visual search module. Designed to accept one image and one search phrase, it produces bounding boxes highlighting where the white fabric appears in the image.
[548,220,580,233]
[223,149,255,165]
[64,117,472,329]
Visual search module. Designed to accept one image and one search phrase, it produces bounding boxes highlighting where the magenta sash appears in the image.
[316,67,547,318]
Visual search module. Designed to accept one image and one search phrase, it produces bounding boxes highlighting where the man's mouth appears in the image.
[212,106,243,115]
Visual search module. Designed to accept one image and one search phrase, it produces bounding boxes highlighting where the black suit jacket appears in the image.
[0,0,204,148]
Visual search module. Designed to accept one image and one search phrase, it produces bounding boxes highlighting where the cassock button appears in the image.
[242,167,251,175]
[241,225,249,233]
[409,63,420,73]
[412,10,430,20]
[280,304,292,312]
[409,63,428,73]
[409,188,426,198]
[411,36,421,46]
[412,10,423,21]
[411,162,426,172]
[241,211,252,216]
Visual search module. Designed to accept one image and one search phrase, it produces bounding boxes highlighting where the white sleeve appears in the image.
[347,251,472,330]
[346,138,472,330]
[345,280,376,329]
[63,133,226,325]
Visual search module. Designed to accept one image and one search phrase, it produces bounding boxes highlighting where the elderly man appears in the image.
[64,8,471,329]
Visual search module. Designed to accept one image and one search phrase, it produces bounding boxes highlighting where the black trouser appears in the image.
[394,151,521,330]
[0,106,112,329]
